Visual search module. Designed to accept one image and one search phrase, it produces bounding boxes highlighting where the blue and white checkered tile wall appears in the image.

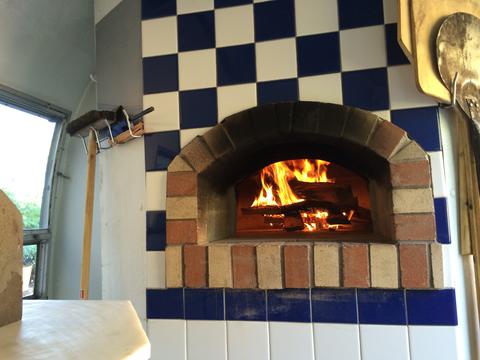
[141,0,457,359]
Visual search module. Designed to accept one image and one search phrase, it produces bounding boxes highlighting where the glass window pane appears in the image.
[23,244,37,297]
[0,104,56,229]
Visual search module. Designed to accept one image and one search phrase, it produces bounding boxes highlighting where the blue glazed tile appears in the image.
[147,288,184,319]
[434,197,451,244]
[342,68,389,111]
[179,88,218,129]
[217,44,256,86]
[391,107,441,151]
[215,0,252,8]
[407,289,458,325]
[385,23,409,66]
[254,0,295,41]
[311,288,357,324]
[143,55,179,94]
[144,131,180,171]
[142,0,176,20]
[257,79,298,106]
[146,211,166,251]
[178,11,215,52]
[267,289,311,323]
[225,289,267,321]
[338,0,384,30]
[297,33,341,77]
[185,289,225,320]
[358,289,407,325]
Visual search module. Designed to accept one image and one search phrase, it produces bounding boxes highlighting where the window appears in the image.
[0,85,69,298]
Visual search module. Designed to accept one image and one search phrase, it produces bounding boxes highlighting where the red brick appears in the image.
[368,120,407,159]
[343,244,370,288]
[184,245,207,288]
[167,172,197,196]
[390,160,431,187]
[166,220,197,245]
[284,245,311,288]
[232,245,257,288]
[393,214,436,241]
[399,244,430,288]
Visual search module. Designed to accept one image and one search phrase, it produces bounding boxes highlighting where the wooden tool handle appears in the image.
[80,130,97,300]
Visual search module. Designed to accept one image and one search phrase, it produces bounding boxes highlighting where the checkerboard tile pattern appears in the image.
[141,0,453,323]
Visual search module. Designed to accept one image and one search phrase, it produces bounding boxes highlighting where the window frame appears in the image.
[0,84,70,299]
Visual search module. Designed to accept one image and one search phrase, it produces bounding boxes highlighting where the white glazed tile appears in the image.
[146,251,165,289]
[217,83,257,121]
[383,0,398,24]
[177,0,214,14]
[298,73,342,104]
[314,323,361,360]
[145,171,167,211]
[148,319,186,360]
[295,0,339,36]
[215,5,254,47]
[269,322,314,360]
[143,92,180,133]
[180,127,212,148]
[388,65,438,109]
[360,325,410,360]
[256,38,297,82]
[409,326,458,360]
[373,110,391,121]
[179,49,216,91]
[186,321,227,360]
[340,26,387,72]
[428,151,448,198]
[142,16,178,57]
[227,321,269,360]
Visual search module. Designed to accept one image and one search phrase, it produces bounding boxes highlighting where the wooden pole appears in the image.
[80,129,97,300]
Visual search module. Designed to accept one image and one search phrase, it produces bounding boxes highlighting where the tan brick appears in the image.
[184,245,207,288]
[368,120,407,159]
[257,244,283,289]
[392,188,434,213]
[165,246,183,287]
[343,244,370,288]
[370,244,398,288]
[393,214,435,241]
[180,137,215,173]
[166,219,197,245]
[166,196,197,219]
[431,243,444,288]
[168,156,194,172]
[399,244,430,288]
[390,141,427,163]
[232,245,257,288]
[208,245,233,288]
[167,172,197,196]
[284,245,311,288]
[390,160,431,187]
[314,243,340,287]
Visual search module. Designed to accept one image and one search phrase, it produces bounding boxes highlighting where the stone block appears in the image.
[370,244,398,288]
[430,243,445,288]
[314,243,340,287]
[167,171,197,197]
[399,244,430,288]
[168,156,194,172]
[342,244,369,288]
[166,196,197,219]
[208,245,233,288]
[257,244,283,289]
[232,245,257,288]
[284,245,311,288]
[184,245,207,288]
[0,191,22,327]
[392,188,434,213]
[390,140,428,163]
[165,246,183,288]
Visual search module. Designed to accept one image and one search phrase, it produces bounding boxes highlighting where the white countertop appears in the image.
[0,300,150,360]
